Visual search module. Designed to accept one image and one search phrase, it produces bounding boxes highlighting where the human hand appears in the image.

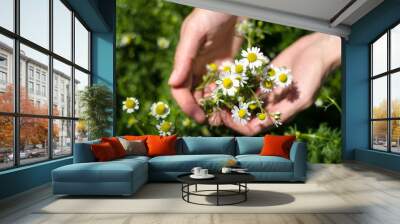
[168,9,243,123]
[219,33,341,135]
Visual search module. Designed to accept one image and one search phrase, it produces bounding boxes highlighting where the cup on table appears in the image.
[191,167,202,176]
[199,169,208,176]
[221,167,232,174]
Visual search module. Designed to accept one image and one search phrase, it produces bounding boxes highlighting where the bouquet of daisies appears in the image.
[198,49,292,126]
[197,20,293,127]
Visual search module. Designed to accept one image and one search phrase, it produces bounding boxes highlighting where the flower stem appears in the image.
[325,95,342,113]
[133,122,145,135]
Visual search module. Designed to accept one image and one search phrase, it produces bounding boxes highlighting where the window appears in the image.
[0,0,91,170]
[0,71,7,84]
[28,81,34,94]
[371,23,400,154]
[0,0,14,32]
[28,67,34,80]
[0,35,13,112]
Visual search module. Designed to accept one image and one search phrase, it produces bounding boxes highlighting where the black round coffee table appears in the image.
[177,173,255,206]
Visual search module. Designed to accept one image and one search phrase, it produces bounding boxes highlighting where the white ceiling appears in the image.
[167,0,384,37]
[229,0,352,22]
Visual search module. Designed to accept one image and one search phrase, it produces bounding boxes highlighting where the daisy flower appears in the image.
[219,61,233,73]
[151,101,170,119]
[272,112,282,126]
[216,73,240,96]
[264,64,278,80]
[206,63,218,73]
[231,103,251,125]
[235,19,254,36]
[231,60,248,87]
[275,67,293,88]
[240,47,269,69]
[257,112,267,121]
[122,97,139,113]
[247,101,258,110]
[156,120,174,136]
[260,78,274,93]
[231,60,247,75]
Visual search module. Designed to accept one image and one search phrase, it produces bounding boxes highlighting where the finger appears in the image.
[208,111,223,126]
[194,90,203,104]
[171,87,206,123]
[168,27,205,87]
[266,100,304,127]
[220,111,270,136]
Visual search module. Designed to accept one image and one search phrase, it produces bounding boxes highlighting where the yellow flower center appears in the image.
[263,80,273,89]
[160,122,171,132]
[238,109,247,118]
[125,99,136,109]
[267,68,276,77]
[249,103,257,110]
[223,66,231,72]
[279,74,288,83]
[235,64,244,73]
[222,78,233,89]
[247,52,257,62]
[208,63,217,72]
[155,103,166,115]
[258,113,266,120]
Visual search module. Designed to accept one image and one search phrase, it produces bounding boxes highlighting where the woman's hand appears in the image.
[168,9,243,123]
[219,33,341,135]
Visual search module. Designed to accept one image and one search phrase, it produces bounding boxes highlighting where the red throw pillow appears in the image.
[260,135,296,159]
[101,137,126,158]
[124,135,148,141]
[91,142,117,161]
[146,135,177,157]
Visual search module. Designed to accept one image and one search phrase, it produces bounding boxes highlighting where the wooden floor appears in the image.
[1,162,400,224]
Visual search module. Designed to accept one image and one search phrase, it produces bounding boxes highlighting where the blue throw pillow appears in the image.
[236,137,263,155]
[180,137,235,155]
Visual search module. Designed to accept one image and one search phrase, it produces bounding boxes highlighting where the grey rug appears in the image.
[38,183,362,214]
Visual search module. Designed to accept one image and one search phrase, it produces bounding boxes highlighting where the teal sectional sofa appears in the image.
[52,137,307,196]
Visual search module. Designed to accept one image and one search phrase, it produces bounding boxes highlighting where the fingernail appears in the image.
[168,71,179,86]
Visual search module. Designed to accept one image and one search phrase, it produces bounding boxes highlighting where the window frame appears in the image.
[370,20,400,154]
[0,0,92,171]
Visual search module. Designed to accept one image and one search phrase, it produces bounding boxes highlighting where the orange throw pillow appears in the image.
[146,135,177,157]
[260,135,296,159]
[101,137,126,158]
[124,135,148,141]
[91,142,117,161]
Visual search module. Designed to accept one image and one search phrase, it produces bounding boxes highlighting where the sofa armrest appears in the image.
[73,140,99,163]
[289,141,307,181]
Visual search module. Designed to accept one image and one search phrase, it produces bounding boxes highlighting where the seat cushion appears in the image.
[178,137,235,155]
[149,154,235,172]
[236,155,293,172]
[53,158,147,183]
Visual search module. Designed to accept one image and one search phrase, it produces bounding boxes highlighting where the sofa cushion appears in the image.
[118,138,147,156]
[53,158,147,183]
[149,154,235,172]
[236,155,293,172]
[178,137,235,155]
[101,137,127,158]
[91,142,118,161]
[236,137,263,155]
[147,135,177,157]
[260,135,296,159]
[73,140,100,163]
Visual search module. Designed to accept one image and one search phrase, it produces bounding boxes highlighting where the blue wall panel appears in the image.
[343,0,400,170]
[92,32,115,135]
